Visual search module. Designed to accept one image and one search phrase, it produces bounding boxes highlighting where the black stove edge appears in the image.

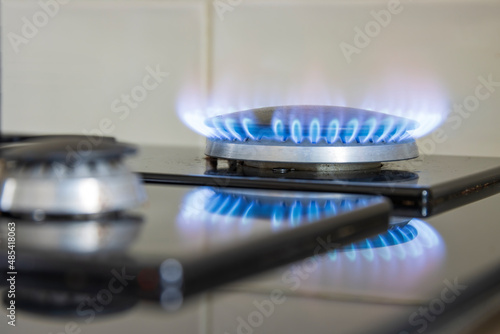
[382,260,500,334]
[426,179,500,217]
[139,172,424,216]
[139,172,500,218]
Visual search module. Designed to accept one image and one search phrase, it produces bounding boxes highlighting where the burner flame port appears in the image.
[204,105,419,170]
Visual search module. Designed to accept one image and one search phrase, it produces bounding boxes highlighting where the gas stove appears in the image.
[1,125,500,334]
[129,105,500,218]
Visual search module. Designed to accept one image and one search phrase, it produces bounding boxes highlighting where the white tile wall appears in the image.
[2,0,206,147]
[2,0,500,156]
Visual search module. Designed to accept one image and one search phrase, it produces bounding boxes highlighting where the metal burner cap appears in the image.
[0,136,146,217]
[0,136,135,164]
[204,105,419,165]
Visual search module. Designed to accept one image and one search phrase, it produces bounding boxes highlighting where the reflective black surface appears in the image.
[0,185,390,310]
[2,188,500,333]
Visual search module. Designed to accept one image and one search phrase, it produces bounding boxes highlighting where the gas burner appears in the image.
[0,136,146,218]
[204,105,419,171]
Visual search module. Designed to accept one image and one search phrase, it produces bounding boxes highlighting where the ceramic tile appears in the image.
[2,0,206,147]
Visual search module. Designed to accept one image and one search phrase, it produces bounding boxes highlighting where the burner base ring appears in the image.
[241,160,382,172]
[205,139,419,164]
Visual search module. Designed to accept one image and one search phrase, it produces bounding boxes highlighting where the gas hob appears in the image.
[0,134,500,334]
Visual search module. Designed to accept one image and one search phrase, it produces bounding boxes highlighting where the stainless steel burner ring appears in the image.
[206,139,418,165]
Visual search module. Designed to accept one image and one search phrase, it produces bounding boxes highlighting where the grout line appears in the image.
[197,0,214,147]
[203,0,214,107]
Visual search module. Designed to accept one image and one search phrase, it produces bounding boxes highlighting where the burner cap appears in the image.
[204,105,419,167]
[0,136,135,164]
[0,136,146,217]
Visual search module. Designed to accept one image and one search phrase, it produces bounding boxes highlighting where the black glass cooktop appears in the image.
[127,145,500,218]
[2,187,500,333]
[0,185,389,309]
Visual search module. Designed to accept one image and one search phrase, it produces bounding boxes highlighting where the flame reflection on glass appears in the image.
[289,218,445,299]
[176,187,381,243]
[330,219,439,262]
[176,186,445,299]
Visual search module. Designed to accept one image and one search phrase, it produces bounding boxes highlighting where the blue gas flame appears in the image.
[204,106,417,145]
[175,63,450,143]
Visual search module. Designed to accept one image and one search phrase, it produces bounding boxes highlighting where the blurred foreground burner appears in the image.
[0,136,146,219]
[204,105,419,171]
